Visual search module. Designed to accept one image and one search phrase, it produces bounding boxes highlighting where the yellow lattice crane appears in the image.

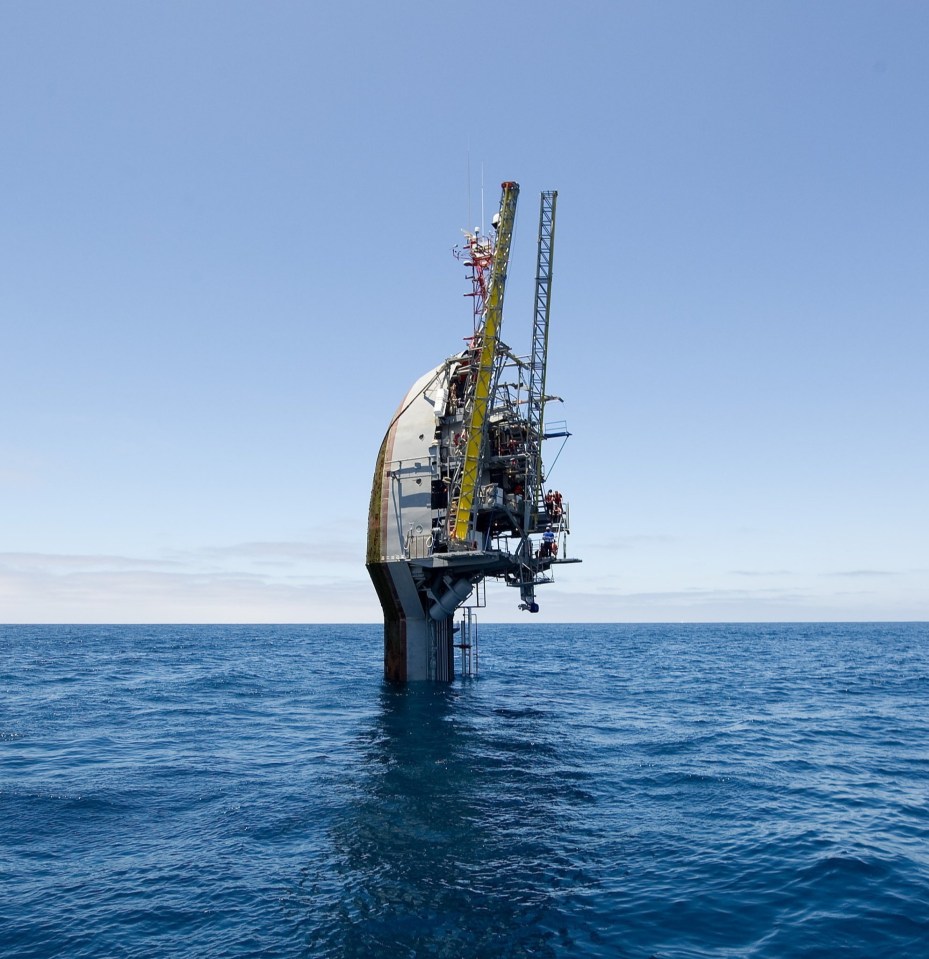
[451,181,520,544]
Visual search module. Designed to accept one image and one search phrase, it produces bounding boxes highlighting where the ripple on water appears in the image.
[1,622,928,958]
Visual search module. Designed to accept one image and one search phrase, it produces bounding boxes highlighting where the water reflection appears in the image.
[294,680,593,958]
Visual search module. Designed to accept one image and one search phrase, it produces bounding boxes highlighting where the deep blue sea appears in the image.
[2,623,928,958]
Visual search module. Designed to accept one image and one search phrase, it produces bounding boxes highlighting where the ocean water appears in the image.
[1,623,928,959]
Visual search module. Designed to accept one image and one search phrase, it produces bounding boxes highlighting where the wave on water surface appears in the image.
[1,622,928,958]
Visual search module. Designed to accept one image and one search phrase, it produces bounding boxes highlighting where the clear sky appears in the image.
[2,1,927,623]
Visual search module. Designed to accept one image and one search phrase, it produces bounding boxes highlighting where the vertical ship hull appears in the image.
[367,366,458,681]
[366,183,579,682]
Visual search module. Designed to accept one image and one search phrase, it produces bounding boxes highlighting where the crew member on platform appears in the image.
[540,525,556,558]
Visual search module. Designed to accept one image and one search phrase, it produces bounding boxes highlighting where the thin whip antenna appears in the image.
[467,145,472,234]
[480,162,485,236]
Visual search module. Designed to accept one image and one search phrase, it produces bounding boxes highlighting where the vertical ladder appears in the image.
[455,607,479,676]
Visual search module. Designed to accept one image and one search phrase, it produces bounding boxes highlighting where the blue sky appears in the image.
[2,1,926,623]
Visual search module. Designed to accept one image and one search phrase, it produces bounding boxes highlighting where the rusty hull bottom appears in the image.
[367,560,454,682]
